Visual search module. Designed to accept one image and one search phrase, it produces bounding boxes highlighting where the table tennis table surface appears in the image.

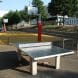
[19,45,74,60]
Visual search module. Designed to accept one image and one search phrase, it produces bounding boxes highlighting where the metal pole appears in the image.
[38,14,42,42]
[3,23,7,32]
[77,41,78,55]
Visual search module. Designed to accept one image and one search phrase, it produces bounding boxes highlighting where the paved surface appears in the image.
[0,45,78,78]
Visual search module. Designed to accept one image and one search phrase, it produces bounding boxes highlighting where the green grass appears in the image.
[43,25,57,29]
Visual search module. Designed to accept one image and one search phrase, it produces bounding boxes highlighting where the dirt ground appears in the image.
[0,45,78,78]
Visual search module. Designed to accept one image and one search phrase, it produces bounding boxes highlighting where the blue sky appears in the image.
[0,0,51,11]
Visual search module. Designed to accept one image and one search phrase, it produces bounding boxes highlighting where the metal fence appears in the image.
[64,17,78,26]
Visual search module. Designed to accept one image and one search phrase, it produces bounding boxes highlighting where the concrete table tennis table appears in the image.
[13,42,74,75]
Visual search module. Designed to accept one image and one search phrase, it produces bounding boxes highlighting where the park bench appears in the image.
[13,42,74,75]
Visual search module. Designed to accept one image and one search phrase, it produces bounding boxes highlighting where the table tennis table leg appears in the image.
[63,39,65,48]
[55,56,60,69]
[17,49,22,62]
[77,41,78,55]
[30,58,37,75]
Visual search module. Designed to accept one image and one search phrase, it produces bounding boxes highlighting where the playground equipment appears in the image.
[27,6,42,42]
[14,42,74,75]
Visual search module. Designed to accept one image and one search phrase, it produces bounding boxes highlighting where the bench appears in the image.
[14,42,74,75]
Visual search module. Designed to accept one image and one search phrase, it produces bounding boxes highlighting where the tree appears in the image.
[3,6,30,26]
[48,0,78,17]
[32,0,47,18]
[68,0,78,16]
[3,10,21,25]
[0,0,2,2]
[12,10,21,24]
[20,6,29,22]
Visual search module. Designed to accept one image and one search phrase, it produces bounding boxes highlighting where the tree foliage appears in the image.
[48,0,78,17]
[0,0,2,2]
[2,0,49,26]
[32,0,47,18]
[20,6,29,22]
[3,10,21,25]
[3,6,29,25]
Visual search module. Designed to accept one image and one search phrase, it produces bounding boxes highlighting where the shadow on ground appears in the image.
[0,51,29,70]
[0,51,78,78]
[11,65,78,78]
[37,70,78,78]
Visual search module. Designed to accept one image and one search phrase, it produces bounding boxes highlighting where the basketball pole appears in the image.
[2,23,7,32]
[38,14,42,42]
